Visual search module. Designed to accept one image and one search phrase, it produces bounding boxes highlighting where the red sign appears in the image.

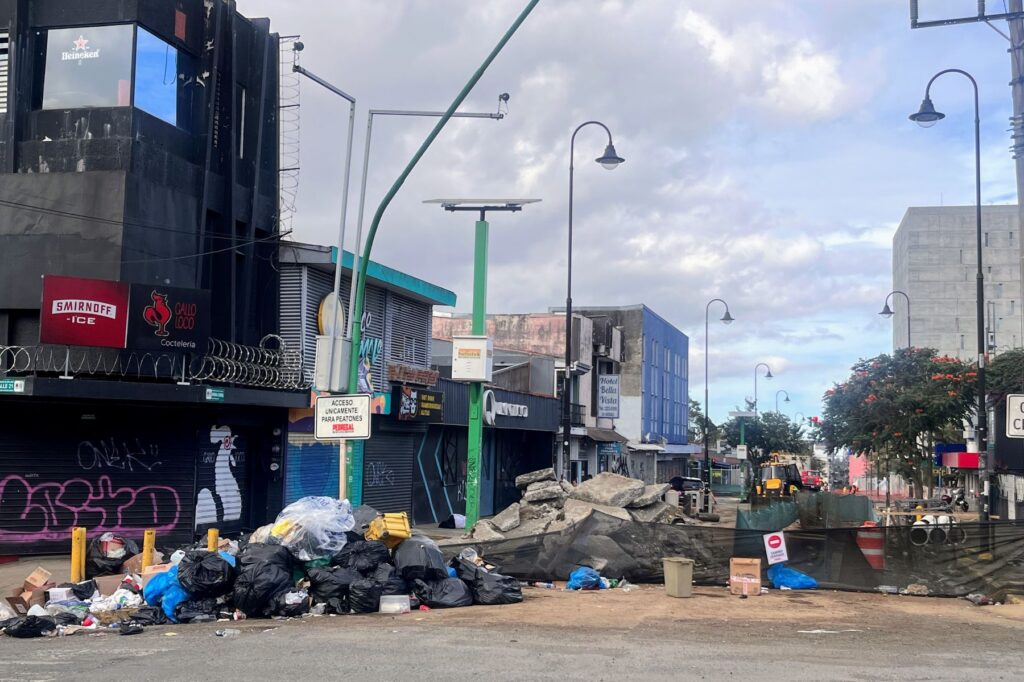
[942,451,981,469]
[767,535,782,550]
[40,275,129,349]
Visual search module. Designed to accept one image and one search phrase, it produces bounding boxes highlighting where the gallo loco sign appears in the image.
[41,275,210,352]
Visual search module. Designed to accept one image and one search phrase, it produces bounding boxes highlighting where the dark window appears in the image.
[41,25,134,110]
[134,27,179,126]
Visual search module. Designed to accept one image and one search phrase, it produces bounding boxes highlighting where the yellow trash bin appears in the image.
[663,557,694,598]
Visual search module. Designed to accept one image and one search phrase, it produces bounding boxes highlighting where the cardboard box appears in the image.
[729,558,762,596]
[141,563,171,589]
[46,586,75,603]
[4,566,54,615]
[94,574,126,597]
[122,551,165,575]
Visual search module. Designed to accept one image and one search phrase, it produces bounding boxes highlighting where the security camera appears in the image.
[294,41,305,52]
[499,93,510,103]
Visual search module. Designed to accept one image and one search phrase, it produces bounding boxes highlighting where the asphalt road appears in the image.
[2,607,1022,682]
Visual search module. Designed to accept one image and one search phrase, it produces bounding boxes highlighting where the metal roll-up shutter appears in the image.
[362,426,419,514]
[284,432,340,504]
[0,402,197,555]
[195,425,252,537]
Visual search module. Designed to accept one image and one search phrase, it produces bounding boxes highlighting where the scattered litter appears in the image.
[964,593,994,606]
[767,564,818,590]
[215,628,241,637]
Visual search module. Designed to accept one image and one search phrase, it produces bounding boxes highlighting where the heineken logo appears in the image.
[62,35,101,62]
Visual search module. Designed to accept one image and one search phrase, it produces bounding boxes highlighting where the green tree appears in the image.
[688,398,720,445]
[722,404,806,466]
[821,347,976,497]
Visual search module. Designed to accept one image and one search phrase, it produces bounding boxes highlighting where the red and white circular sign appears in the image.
[767,535,783,549]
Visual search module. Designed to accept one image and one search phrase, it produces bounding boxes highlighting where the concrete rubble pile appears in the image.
[466,469,683,543]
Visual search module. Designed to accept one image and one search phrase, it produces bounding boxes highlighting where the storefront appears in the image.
[0,380,296,556]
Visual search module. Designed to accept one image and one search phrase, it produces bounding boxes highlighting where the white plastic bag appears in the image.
[270,496,356,561]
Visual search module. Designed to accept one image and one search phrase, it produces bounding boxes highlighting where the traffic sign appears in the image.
[763,531,789,565]
[316,394,372,441]
[1007,395,1024,438]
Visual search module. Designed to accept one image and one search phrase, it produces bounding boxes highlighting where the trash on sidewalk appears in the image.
[767,564,818,590]
[4,566,54,616]
[964,592,994,606]
[567,567,605,591]
[86,533,140,578]
[730,558,762,597]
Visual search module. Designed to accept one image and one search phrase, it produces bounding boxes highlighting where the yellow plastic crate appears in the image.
[365,512,411,548]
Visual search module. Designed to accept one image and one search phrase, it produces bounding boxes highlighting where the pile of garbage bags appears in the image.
[1,497,523,639]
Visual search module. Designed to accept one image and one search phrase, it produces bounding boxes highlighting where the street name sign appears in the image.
[1007,395,1024,438]
[316,394,372,441]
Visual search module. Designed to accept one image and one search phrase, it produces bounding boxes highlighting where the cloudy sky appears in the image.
[240,0,1018,424]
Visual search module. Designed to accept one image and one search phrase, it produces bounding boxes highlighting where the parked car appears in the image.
[801,470,823,491]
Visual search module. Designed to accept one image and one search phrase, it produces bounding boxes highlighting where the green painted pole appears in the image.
[465,219,489,528]
[342,0,539,499]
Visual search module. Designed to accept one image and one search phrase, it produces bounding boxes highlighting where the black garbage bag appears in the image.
[52,612,79,626]
[270,590,311,618]
[85,533,140,578]
[3,615,57,638]
[308,567,359,606]
[132,606,168,626]
[177,550,237,598]
[380,575,411,596]
[345,504,381,542]
[372,563,396,583]
[56,579,97,601]
[451,557,480,584]
[333,540,391,576]
[238,543,293,572]
[412,578,473,609]
[349,578,383,614]
[394,537,447,582]
[175,597,219,623]
[119,620,144,636]
[233,563,294,617]
[469,570,523,606]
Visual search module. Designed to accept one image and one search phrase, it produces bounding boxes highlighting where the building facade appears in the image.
[0,1,301,556]
[892,205,1022,356]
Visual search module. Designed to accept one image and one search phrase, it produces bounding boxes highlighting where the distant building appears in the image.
[892,205,1022,357]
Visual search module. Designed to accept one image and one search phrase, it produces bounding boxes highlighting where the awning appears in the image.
[585,427,629,443]
[627,441,664,452]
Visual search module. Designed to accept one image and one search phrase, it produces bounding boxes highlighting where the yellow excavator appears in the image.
[752,457,803,506]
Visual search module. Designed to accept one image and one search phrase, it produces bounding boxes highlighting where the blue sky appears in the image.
[241,0,1019,425]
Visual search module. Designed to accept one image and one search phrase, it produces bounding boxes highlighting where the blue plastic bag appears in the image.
[142,565,192,623]
[566,566,604,591]
[447,566,458,579]
[767,563,818,590]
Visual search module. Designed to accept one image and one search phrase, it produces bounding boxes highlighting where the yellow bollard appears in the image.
[142,529,156,571]
[70,527,85,583]
[207,528,219,552]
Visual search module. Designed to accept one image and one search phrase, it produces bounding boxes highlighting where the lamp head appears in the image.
[720,310,735,325]
[879,303,894,318]
[785,395,791,403]
[909,96,944,128]
[765,369,774,380]
[596,143,625,170]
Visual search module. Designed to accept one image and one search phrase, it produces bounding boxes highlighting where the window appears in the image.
[134,27,180,126]
[1012,300,1016,316]
[985,232,989,247]
[41,25,134,109]
[0,32,8,114]
[1012,232,1015,245]
[960,334,965,350]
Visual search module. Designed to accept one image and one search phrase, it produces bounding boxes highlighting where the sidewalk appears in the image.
[0,555,69,591]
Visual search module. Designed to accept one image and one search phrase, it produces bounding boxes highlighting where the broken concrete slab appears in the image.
[569,472,645,508]
[562,497,632,524]
[516,467,555,489]
[491,502,521,532]
[523,481,565,503]
[627,501,677,523]
[627,483,671,508]
[519,502,558,522]
[506,518,551,538]
[559,479,574,495]
[470,520,506,542]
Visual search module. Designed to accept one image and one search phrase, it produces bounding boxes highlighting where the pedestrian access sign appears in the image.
[763,531,789,565]
[1007,394,1024,438]
[316,394,372,441]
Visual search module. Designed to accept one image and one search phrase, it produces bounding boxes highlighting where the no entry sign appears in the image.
[763,531,789,565]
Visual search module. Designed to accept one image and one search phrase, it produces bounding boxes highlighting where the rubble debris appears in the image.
[516,467,555,489]
[523,480,565,504]
[903,583,930,597]
[563,498,632,523]
[570,472,646,508]
[469,520,507,542]
[626,501,676,524]
[628,484,671,508]
[491,503,521,532]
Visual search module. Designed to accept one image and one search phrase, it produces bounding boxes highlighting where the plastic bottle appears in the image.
[526,581,555,589]
[215,629,240,637]
[233,610,247,621]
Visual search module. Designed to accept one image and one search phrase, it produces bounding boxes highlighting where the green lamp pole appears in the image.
[426,200,537,528]
[340,0,539,504]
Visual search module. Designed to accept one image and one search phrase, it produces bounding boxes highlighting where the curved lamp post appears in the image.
[753,362,773,419]
[561,121,624,478]
[775,389,790,413]
[879,290,912,349]
[703,299,734,512]
[909,68,989,521]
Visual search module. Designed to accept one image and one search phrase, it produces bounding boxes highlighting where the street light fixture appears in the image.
[754,362,773,419]
[909,68,989,521]
[561,120,625,479]
[879,290,912,348]
[775,389,791,413]
[425,198,541,529]
[703,298,734,514]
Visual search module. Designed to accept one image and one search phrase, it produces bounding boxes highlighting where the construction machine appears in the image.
[752,457,803,506]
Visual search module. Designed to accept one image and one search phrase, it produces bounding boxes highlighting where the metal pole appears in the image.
[703,298,729,513]
[466,217,490,529]
[344,0,540,502]
[973,79,991,522]
[1010,0,1024,357]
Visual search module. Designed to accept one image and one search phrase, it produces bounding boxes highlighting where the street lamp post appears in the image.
[561,121,624,479]
[879,290,913,348]
[909,68,989,521]
[704,299,734,513]
[775,389,790,413]
[425,199,540,530]
[753,362,773,419]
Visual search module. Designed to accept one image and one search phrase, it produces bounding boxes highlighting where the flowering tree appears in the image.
[821,347,976,497]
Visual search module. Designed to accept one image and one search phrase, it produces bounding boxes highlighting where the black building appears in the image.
[0,0,300,556]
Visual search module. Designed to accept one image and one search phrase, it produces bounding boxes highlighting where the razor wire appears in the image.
[0,334,309,391]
